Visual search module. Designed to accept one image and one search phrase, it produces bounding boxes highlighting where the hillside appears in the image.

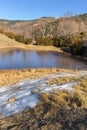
[41,14,87,38]
[0,33,28,51]
[0,14,87,39]
[0,17,55,38]
[73,13,87,25]
[0,33,20,47]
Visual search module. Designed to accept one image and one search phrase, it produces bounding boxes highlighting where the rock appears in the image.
[31,89,37,94]
[8,97,16,103]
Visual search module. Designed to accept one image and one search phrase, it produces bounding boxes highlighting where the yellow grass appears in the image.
[0,68,77,87]
[46,76,80,86]
[0,33,22,47]
[39,75,87,116]
[0,33,63,52]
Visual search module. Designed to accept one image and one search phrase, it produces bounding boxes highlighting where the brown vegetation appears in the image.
[46,76,79,86]
[38,75,87,124]
[0,68,77,87]
[0,14,87,56]
[0,33,63,52]
[0,17,55,38]
[0,75,87,129]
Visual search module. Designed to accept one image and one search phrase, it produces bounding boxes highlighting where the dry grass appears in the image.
[0,68,77,87]
[0,34,23,47]
[46,76,80,86]
[0,33,63,52]
[38,75,87,118]
[31,89,37,94]
[74,76,87,94]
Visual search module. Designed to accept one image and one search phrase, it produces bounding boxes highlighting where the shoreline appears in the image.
[0,44,86,60]
[0,45,86,87]
[0,45,63,53]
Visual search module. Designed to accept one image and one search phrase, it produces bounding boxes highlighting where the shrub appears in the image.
[25,38,32,44]
[15,34,25,43]
[36,36,53,46]
[52,37,61,47]
[36,37,44,45]
[0,28,4,34]
[5,31,15,39]
[44,37,53,46]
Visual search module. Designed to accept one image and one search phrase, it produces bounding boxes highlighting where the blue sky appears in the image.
[0,0,87,20]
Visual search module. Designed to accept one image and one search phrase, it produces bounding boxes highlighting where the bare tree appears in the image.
[57,18,79,37]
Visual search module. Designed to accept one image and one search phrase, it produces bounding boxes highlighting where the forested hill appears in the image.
[41,13,87,38]
[0,17,55,38]
[73,13,87,24]
[0,13,87,38]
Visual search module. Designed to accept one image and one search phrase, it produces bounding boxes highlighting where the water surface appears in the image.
[0,49,86,70]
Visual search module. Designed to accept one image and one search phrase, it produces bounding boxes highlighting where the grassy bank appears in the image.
[0,33,63,52]
[0,68,77,87]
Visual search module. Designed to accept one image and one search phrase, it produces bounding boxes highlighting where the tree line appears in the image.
[35,31,86,56]
[32,17,87,56]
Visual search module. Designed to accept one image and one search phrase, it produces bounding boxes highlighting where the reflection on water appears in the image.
[0,49,86,70]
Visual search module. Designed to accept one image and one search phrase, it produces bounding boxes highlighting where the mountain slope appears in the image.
[0,17,55,38]
[0,13,87,39]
